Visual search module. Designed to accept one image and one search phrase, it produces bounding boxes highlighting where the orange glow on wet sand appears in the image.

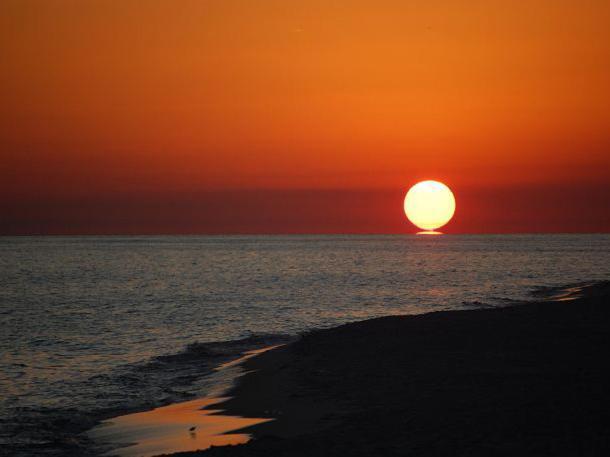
[89,397,271,457]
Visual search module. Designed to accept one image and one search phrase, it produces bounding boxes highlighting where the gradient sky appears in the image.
[1,0,609,234]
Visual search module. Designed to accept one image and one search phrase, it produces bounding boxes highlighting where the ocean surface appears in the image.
[1,234,610,455]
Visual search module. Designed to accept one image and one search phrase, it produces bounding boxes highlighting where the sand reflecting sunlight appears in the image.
[89,397,272,457]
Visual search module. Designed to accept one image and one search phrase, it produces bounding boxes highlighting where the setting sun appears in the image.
[404,181,456,233]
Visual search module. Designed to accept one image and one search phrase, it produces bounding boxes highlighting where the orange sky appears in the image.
[1,0,609,233]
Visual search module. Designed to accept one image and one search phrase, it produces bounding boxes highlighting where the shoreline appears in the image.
[88,347,281,457]
[170,281,610,456]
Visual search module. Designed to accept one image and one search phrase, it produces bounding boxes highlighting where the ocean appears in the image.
[1,234,609,455]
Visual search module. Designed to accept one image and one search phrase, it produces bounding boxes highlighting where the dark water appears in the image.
[1,235,609,455]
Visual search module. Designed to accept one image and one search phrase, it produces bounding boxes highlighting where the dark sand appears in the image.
[175,282,610,456]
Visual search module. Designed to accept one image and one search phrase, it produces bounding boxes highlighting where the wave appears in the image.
[529,281,600,301]
[1,333,293,457]
[151,333,292,367]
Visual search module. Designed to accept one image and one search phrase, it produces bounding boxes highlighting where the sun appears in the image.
[404,180,456,233]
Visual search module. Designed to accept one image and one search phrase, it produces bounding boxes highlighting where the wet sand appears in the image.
[89,348,279,457]
[88,397,270,457]
[172,281,610,456]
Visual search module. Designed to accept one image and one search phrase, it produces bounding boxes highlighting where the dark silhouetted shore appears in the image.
[173,282,610,456]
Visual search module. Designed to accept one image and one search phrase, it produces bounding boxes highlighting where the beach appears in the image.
[4,236,610,456]
[167,282,610,456]
[4,0,610,454]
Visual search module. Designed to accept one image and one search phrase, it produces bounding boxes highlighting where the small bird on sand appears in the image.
[189,426,197,432]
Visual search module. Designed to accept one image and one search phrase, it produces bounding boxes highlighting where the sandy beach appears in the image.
[164,282,610,456]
